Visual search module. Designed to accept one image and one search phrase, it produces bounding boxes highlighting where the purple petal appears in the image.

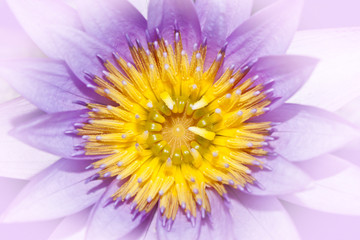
[288,28,360,111]
[1,159,106,222]
[248,156,312,195]
[147,0,201,52]
[49,209,90,240]
[229,192,300,240]
[224,0,303,68]
[6,0,83,59]
[86,180,153,240]
[334,137,360,167]
[262,104,360,161]
[10,109,89,159]
[76,0,147,61]
[246,55,318,110]
[0,60,101,113]
[47,26,115,84]
[195,0,253,63]
[156,209,201,240]
[0,98,58,179]
[281,167,360,215]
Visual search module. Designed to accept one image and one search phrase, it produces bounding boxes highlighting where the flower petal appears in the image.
[263,104,360,161]
[47,26,115,84]
[86,180,153,240]
[0,98,58,179]
[156,209,201,240]
[147,0,201,52]
[224,0,303,68]
[281,166,360,215]
[287,28,360,111]
[0,60,100,113]
[248,156,312,195]
[11,109,88,159]
[195,0,253,62]
[49,209,90,240]
[1,159,106,222]
[246,55,318,110]
[128,0,149,19]
[76,0,147,61]
[6,0,82,59]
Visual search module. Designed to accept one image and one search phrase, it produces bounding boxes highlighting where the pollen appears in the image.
[75,29,273,223]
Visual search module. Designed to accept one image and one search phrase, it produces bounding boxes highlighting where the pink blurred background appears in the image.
[0,0,359,239]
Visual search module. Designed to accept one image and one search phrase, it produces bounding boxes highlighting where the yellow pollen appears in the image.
[77,30,272,221]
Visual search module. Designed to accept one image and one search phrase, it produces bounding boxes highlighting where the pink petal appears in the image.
[147,0,201,52]
[0,98,58,180]
[11,109,88,159]
[0,60,100,113]
[6,0,82,59]
[263,104,360,161]
[287,28,360,111]
[86,180,153,240]
[76,0,147,61]
[195,0,253,62]
[245,55,318,110]
[224,0,303,68]
[248,156,312,195]
[281,166,360,215]
[1,159,106,222]
[49,209,90,240]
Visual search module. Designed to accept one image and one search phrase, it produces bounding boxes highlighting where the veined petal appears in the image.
[0,98,58,180]
[6,0,83,59]
[147,0,201,52]
[287,28,360,111]
[1,159,106,222]
[10,109,89,159]
[195,0,253,62]
[47,26,115,84]
[225,0,303,68]
[86,180,153,240]
[248,156,312,195]
[49,209,90,240]
[0,60,101,113]
[261,104,360,161]
[76,0,147,61]
[246,55,318,110]
[281,166,360,215]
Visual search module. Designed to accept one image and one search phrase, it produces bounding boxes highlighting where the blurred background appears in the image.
[0,0,359,239]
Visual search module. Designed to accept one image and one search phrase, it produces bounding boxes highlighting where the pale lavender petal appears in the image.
[128,0,149,19]
[10,109,88,159]
[156,209,201,240]
[248,156,312,195]
[0,60,101,113]
[334,138,360,167]
[246,55,318,110]
[86,180,153,240]
[287,28,360,111]
[229,192,300,240]
[195,0,253,62]
[147,0,201,52]
[281,167,360,215]
[6,0,83,59]
[76,0,147,61]
[0,98,58,179]
[224,0,303,68]
[262,104,360,161]
[48,26,115,84]
[49,209,90,240]
[1,159,106,222]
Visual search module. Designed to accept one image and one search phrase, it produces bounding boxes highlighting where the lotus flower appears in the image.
[1,0,360,239]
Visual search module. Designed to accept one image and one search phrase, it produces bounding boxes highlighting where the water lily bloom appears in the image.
[1,0,360,239]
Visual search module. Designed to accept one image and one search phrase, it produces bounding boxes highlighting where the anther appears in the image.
[253,91,261,96]
[85,164,94,170]
[226,93,231,99]
[197,198,202,206]
[121,134,127,139]
[193,43,198,51]
[262,107,271,112]
[163,52,168,58]
[217,176,222,182]
[251,109,257,113]
[164,64,169,70]
[86,84,96,89]
[107,105,113,110]
[235,89,242,95]
[224,163,229,168]
[104,89,110,94]
[83,71,95,81]
[237,110,243,116]
[190,177,195,182]
[229,180,234,185]
[160,206,165,214]
[181,202,186,209]
[221,42,228,53]
[147,196,152,203]
[215,108,221,114]
[192,84,197,89]
[149,64,154,70]
[117,161,123,167]
[181,50,186,56]
[196,66,201,72]
[82,135,90,140]
[229,78,235,84]
[264,88,274,95]
[159,190,164,196]
[96,54,106,65]
[73,100,88,106]
[252,75,259,80]
[175,32,180,42]
[99,164,107,169]
[125,34,133,48]
[137,177,143,183]
[96,136,102,141]
[247,142,253,147]
[103,172,112,178]
[196,53,201,59]
[193,188,199,194]
[125,194,132,201]
[216,53,222,62]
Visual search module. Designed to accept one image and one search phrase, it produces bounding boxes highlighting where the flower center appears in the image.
[75,28,273,223]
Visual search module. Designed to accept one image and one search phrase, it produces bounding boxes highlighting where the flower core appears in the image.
[77,30,272,221]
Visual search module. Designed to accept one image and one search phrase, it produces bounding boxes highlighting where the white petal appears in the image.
[287,28,360,111]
